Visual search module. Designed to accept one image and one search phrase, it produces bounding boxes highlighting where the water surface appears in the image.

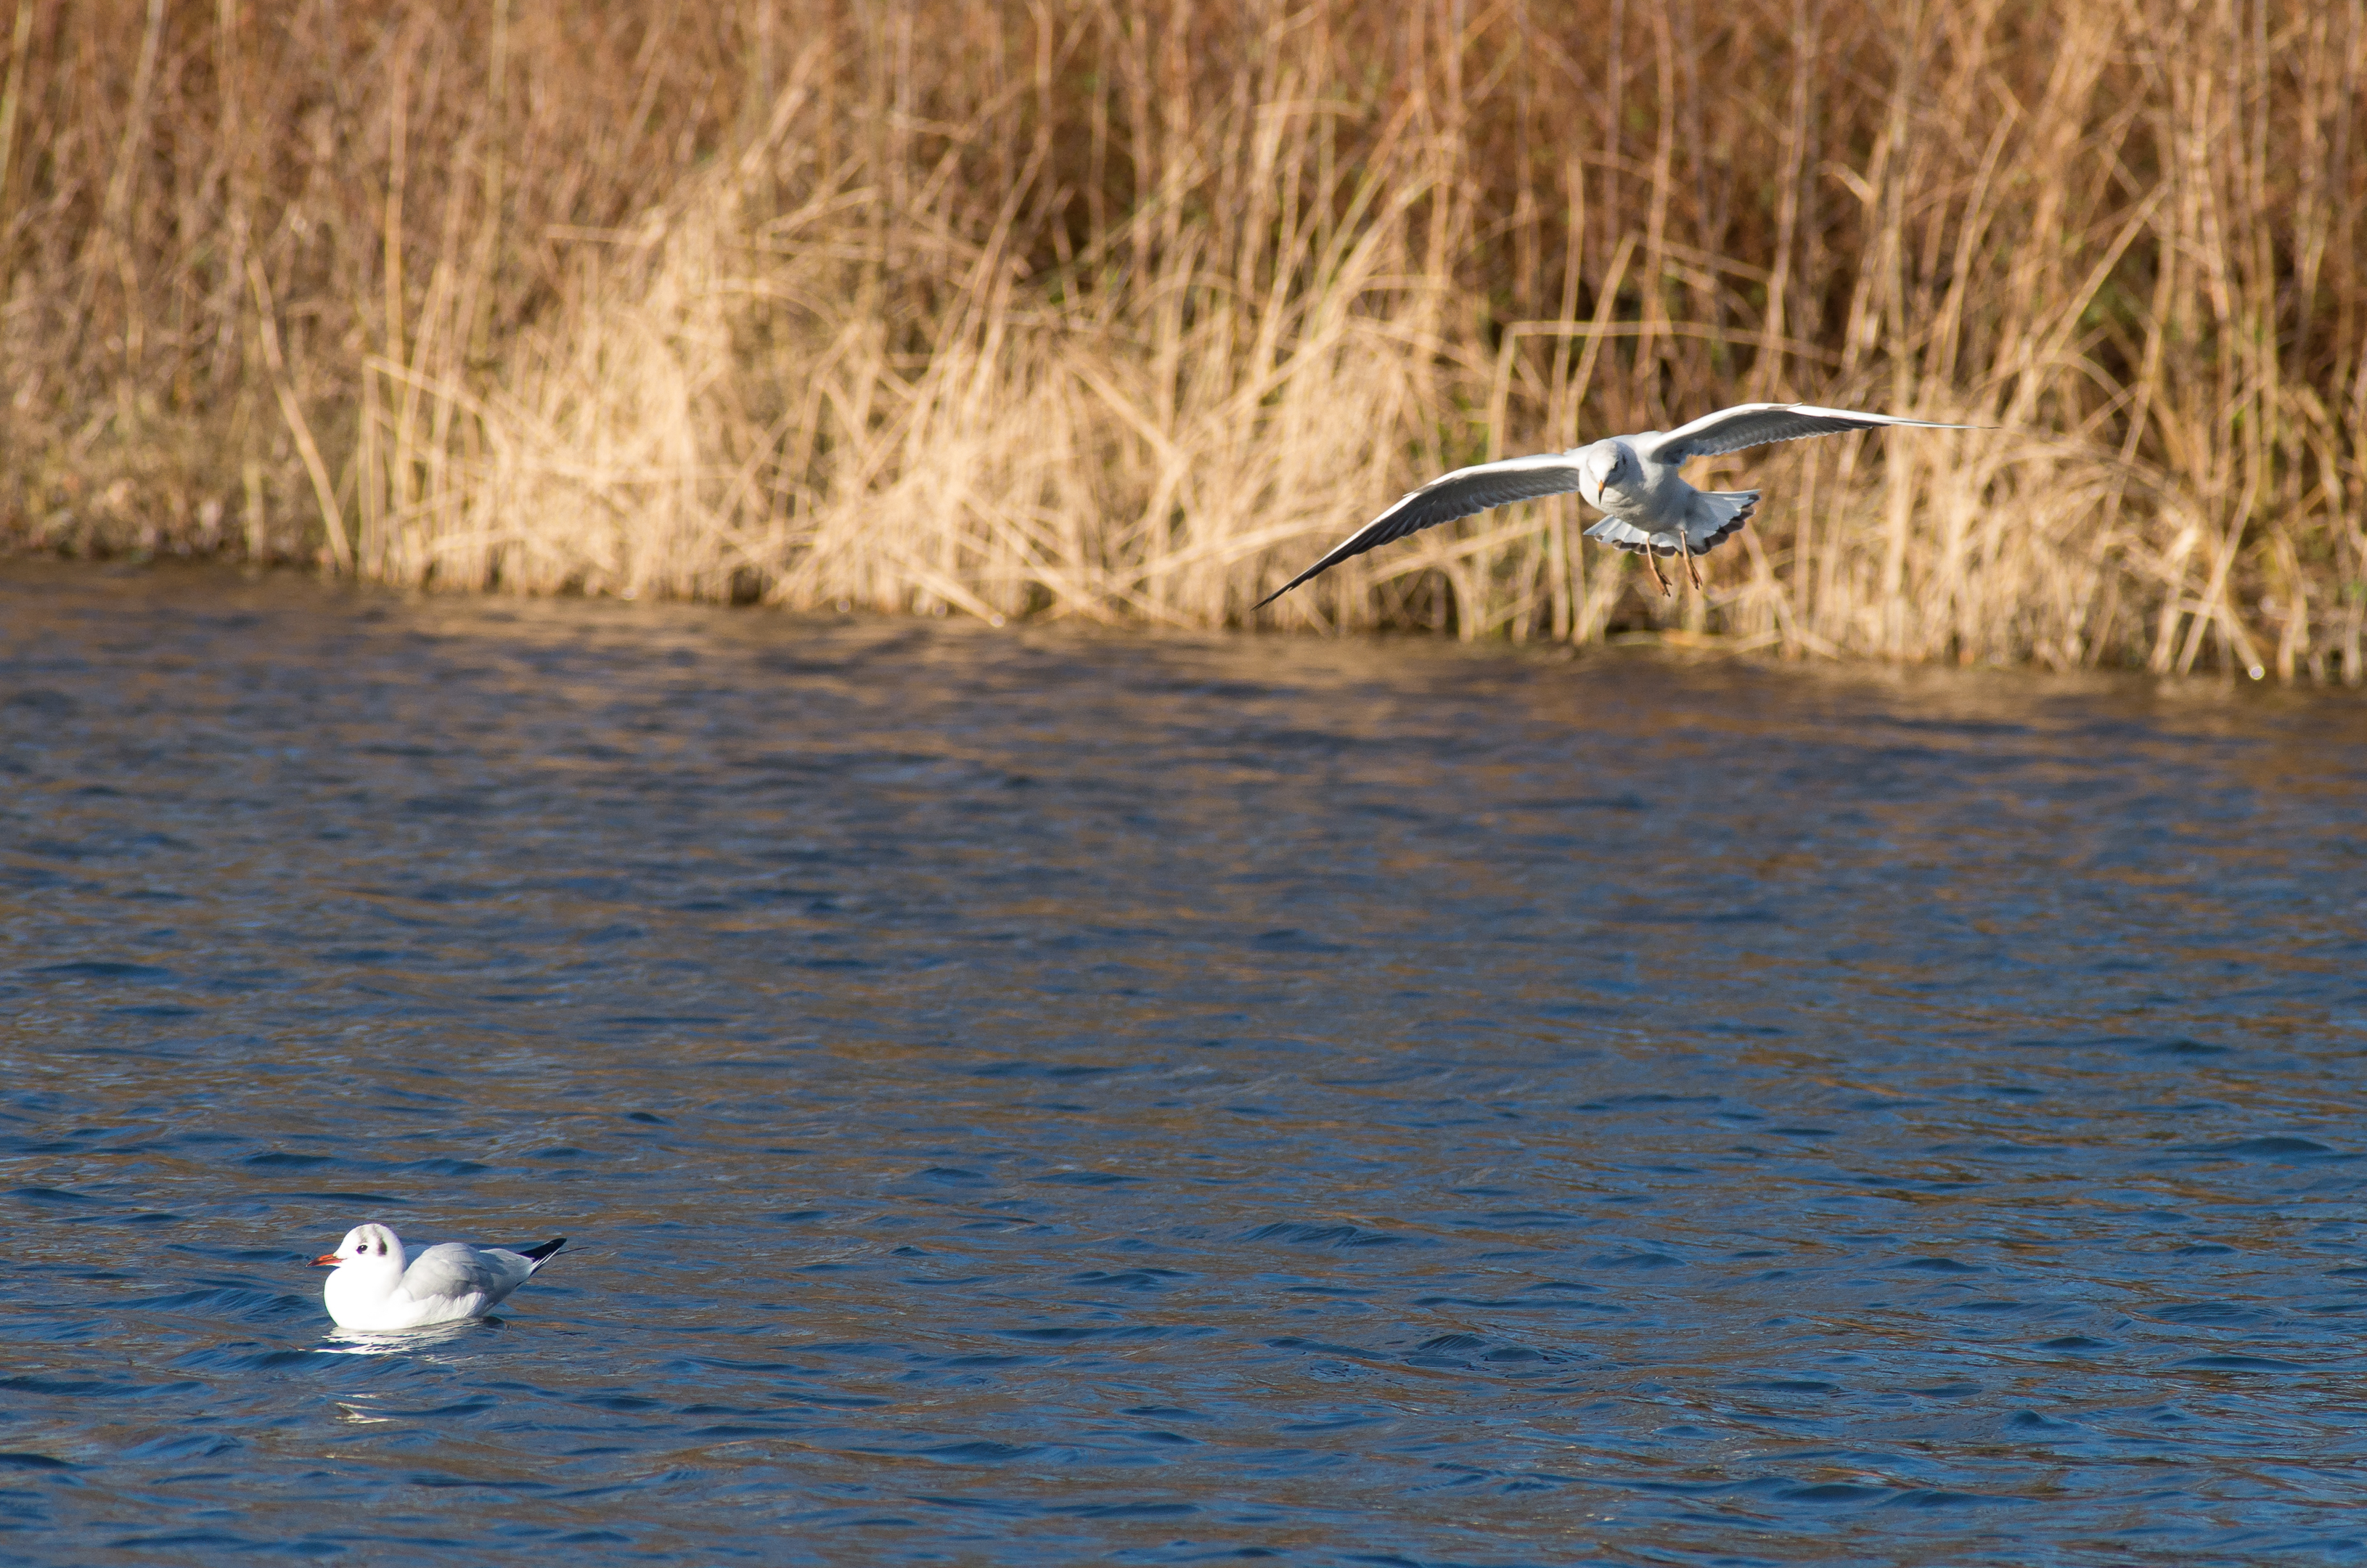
[4,561,2364,1564]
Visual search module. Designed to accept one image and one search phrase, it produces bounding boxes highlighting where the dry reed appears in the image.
[3,0,2364,679]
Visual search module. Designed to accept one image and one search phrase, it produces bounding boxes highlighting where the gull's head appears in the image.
[1576,441,1630,509]
[315,1223,404,1272]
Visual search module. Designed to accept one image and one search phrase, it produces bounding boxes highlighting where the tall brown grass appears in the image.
[4,1,2363,679]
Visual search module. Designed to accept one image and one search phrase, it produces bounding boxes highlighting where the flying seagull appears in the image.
[1256,402,1979,605]
[314,1222,566,1331]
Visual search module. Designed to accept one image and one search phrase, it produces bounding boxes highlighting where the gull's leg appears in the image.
[1640,544,1672,597]
[1679,527,1704,591]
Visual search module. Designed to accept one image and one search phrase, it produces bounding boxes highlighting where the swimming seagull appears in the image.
[313,1223,566,1331]
[1256,402,1979,605]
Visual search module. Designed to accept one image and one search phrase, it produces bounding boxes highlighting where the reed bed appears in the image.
[4,0,2363,679]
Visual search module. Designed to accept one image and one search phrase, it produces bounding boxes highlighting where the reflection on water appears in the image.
[3,560,2364,1564]
[320,1320,508,1357]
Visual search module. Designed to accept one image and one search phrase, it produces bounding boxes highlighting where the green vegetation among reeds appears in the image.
[4,1,2364,678]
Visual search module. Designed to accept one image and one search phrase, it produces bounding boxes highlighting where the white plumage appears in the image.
[1257,401,1979,604]
[314,1222,565,1331]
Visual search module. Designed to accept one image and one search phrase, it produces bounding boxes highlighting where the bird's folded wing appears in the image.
[1643,403,1977,464]
[404,1243,527,1300]
[1257,453,1585,607]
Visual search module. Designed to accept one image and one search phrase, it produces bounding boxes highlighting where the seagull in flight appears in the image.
[314,1222,566,1331]
[1256,402,1979,605]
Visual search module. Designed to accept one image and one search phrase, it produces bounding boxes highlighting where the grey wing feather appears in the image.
[1256,454,1585,608]
[404,1242,531,1302]
[1642,402,1979,464]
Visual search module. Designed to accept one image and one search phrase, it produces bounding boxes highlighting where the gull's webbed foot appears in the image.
[1642,547,1672,596]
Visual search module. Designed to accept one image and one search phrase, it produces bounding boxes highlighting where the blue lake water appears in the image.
[3,559,2364,1565]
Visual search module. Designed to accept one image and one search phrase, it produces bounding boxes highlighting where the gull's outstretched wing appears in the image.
[1256,452,1585,608]
[1640,403,1979,465]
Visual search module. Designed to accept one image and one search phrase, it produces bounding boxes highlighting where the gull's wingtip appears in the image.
[1782,403,1990,431]
[1865,409,1992,431]
[1253,573,1318,611]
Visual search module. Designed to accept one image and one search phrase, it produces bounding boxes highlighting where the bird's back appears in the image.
[403,1241,532,1307]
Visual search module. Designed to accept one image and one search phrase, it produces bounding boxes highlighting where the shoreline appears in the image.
[7,551,2344,706]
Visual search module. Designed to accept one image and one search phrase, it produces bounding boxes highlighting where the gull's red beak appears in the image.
[312,1252,342,1267]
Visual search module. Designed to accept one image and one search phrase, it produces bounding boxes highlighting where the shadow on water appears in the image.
[3,560,2366,1564]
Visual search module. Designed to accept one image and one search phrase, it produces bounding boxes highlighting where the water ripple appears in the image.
[3,561,2365,1563]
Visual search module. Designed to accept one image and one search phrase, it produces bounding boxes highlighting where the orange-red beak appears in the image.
[312,1253,342,1267]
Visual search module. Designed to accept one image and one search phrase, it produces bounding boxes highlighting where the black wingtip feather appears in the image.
[520,1236,567,1263]
[1254,550,1354,609]
[1256,533,1378,608]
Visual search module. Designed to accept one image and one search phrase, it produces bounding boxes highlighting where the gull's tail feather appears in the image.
[1582,516,1670,555]
[1582,491,1758,558]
